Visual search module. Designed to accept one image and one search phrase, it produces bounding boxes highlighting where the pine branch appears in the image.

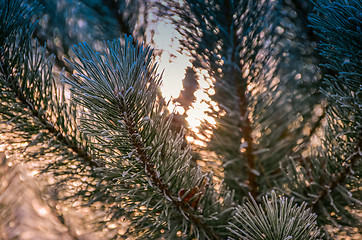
[311,137,362,211]
[122,105,222,240]
[280,0,361,234]
[1,1,111,235]
[0,0,111,172]
[160,0,324,202]
[4,0,360,238]
[64,36,233,239]
[3,60,98,168]
[309,0,362,216]
[228,191,322,240]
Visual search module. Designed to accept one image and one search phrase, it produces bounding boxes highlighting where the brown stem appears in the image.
[237,84,257,198]
[223,0,257,198]
[269,107,327,178]
[123,113,221,240]
[311,138,361,210]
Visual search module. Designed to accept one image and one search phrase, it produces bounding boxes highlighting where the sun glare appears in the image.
[152,19,189,100]
[153,18,216,132]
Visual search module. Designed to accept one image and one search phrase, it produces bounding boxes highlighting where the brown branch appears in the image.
[223,0,257,198]
[237,84,258,198]
[311,138,362,210]
[123,112,221,240]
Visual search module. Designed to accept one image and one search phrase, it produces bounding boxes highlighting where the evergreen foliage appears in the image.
[0,0,107,237]
[158,0,323,201]
[0,0,360,239]
[228,191,322,240]
[62,36,235,239]
[280,0,362,234]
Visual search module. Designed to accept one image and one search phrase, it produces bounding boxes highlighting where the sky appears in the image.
[151,17,215,133]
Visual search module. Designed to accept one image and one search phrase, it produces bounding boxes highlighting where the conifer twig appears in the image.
[5,67,98,168]
[121,104,222,240]
[63,37,232,239]
[312,138,362,210]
